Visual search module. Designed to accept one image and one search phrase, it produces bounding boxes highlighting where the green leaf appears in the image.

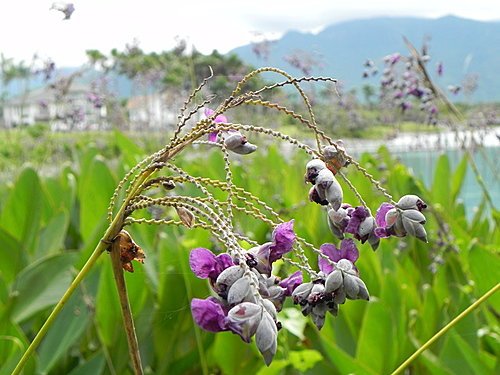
[280,308,307,340]
[356,300,396,374]
[0,227,26,284]
[320,338,377,375]
[113,129,145,169]
[37,211,69,257]
[0,167,44,253]
[10,252,77,323]
[256,359,288,375]
[431,154,451,209]
[288,349,323,372]
[451,156,468,203]
[468,244,500,311]
[67,352,106,375]
[78,155,116,240]
[0,321,37,375]
[38,288,92,373]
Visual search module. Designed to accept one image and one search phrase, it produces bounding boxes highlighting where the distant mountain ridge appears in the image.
[231,15,500,102]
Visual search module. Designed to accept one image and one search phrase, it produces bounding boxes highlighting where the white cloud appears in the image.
[0,1,498,66]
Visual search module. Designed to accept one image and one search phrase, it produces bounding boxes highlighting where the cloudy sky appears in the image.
[1,1,499,66]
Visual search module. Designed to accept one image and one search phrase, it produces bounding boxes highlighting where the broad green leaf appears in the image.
[356,300,395,374]
[67,352,106,375]
[280,308,307,340]
[78,155,116,240]
[431,154,451,209]
[0,167,44,253]
[451,156,468,203]
[94,261,121,348]
[256,359,288,375]
[0,321,37,375]
[468,244,500,310]
[288,349,323,372]
[37,211,69,257]
[10,252,77,323]
[38,288,92,374]
[113,129,145,169]
[321,338,377,375]
[0,227,26,283]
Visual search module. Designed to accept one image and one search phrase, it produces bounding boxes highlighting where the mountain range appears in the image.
[231,15,500,102]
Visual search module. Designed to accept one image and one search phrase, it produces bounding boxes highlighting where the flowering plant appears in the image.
[19,66,485,375]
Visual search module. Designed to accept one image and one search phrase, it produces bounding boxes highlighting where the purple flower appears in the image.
[319,239,359,274]
[278,270,302,296]
[191,297,230,333]
[189,248,234,284]
[374,202,396,238]
[249,221,296,276]
[375,203,394,227]
[269,220,295,262]
[345,206,370,235]
[205,108,228,142]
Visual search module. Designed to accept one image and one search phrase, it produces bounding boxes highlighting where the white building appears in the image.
[2,83,107,130]
[126,91,202,131]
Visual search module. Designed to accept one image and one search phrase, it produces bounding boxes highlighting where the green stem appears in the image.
[110,237,143,375]
[391,282,500,375]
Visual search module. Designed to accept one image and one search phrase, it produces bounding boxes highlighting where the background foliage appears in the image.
[0,129,498,374]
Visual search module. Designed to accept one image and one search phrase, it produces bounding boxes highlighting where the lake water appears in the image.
[347,127,500,219]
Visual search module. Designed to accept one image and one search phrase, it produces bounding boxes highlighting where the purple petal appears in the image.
[204,108,215,117]
[376,203,394,227]
[189,248,233,282]
[214,114,228,123]
[208,131,218,142]
[254,243,272,276]
[191,298,229,333]
[374,227,390,238]
[269,220,295,263]
[318,243,338,274]
[216,253,234,270]
[189,248,217,279]
[345,206,369,235]
[339,239,359,263]
[279,271,303,296]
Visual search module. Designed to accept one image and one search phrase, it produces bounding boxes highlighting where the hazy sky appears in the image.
[1,1,499,66]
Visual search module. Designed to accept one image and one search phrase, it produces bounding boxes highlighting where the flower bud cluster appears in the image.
[189,221,301,365]
[291,239,369,329]
[374,195,429,242]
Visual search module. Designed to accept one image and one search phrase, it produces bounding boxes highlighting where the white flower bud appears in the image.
[343,273,360,299]
[227,276,252,305]
[358,216,375,237]
[228,302,263,342]
[325,269,343,293]
[396,195,427,211]
[256,311,277,366]
[216,265,244,291]
[305,159,326,183]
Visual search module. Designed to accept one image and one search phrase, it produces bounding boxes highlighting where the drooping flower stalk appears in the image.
[13,67,442,372]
